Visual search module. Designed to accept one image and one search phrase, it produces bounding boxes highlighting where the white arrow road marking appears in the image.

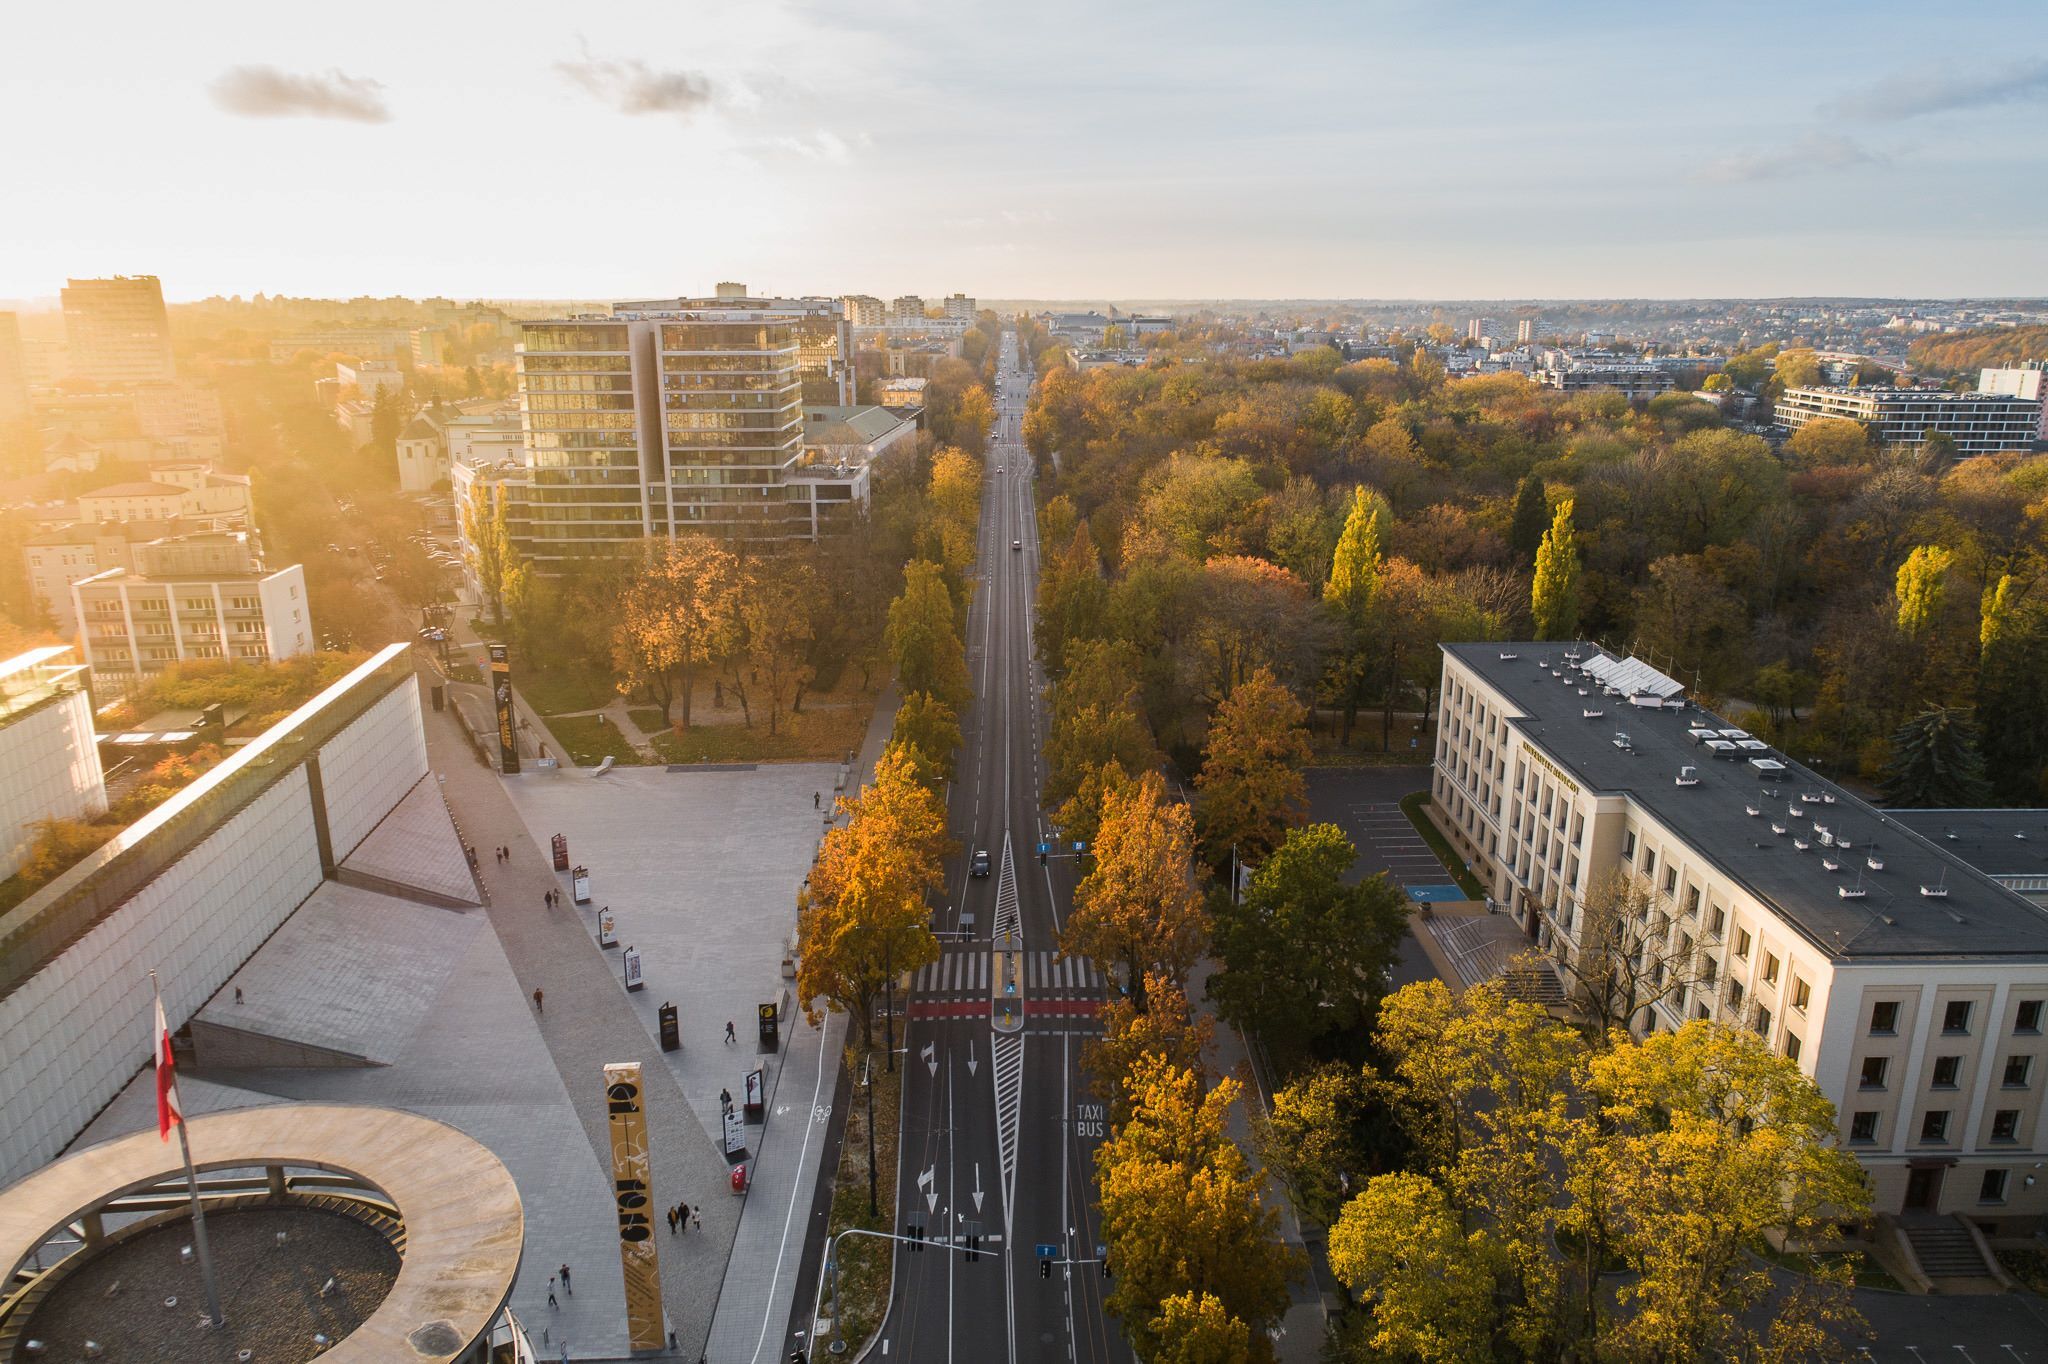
[972,1162,984,1214]
[922,1040,937,1077]
[918,1164,937,1215]
[967,1038,978,1077]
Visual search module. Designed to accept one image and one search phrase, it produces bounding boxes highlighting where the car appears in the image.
[1012,540,1022,551]
[971,849,991,877]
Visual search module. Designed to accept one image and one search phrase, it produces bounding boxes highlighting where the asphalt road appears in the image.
[866,332,1129,1363]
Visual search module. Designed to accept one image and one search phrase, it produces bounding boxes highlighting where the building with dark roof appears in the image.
[1436,641,2048,1230]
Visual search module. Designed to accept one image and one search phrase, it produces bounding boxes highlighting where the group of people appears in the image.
[666,1201,701,1235]
[492,845,512,863]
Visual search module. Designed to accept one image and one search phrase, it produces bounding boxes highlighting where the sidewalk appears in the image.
[703,682,901,1364]
[1187,958,1331,1364]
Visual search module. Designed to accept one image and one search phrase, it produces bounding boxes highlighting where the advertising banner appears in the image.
[598,909,617,948]
[488,644,520,775]
[623,946,644,992]
[602,1063,664,1350]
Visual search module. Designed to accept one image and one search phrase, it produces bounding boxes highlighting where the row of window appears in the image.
[1859,1052,2034,1090]
[1869,998,2041,1037]
[1847,1106,2030,1148]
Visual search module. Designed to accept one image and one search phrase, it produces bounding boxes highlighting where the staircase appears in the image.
[1898,1215,1997,1284]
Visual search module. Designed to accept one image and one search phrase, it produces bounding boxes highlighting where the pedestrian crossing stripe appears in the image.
[912,951,1102,996]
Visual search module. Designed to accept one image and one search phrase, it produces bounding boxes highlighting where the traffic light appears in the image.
[908,1223,923,1252]
[1038,847,1047,865]
[789,1353,808,1364]
[1039,1258,1051,1279]
[1102,1257,1112,1280]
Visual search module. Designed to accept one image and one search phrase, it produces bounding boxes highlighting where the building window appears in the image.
[1849,1111,1878,1143]
[1621,831,1635,859]
[1992,1110,2020,1143]
[1920,1110,1950,1143]
[1859,1057,1888,1090]
[1943,1001,1973,1035]
[2018,1000,2044,1034]
[1754,1006,1772,1037]
[1663,867,1678,896]
[1762,953,1780,986]
[1708,905,1725,936]
[1685,886,1701,917]
[2003,1055,2032,1088]
[1980,1169,2008,1204]
[1871,1001,1900,1035]
[1931,1056,1961,1089]
[1791,977,1811,1012]
[1734,929,1752,960]
[1784,1033,1801,1063]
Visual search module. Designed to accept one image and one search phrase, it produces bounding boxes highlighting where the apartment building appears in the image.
[0,647,105,879]
[61,276,176,385]
[24,518,189,635]
[1434,642,2048,1231]
[842,295,885,328]
[72,535,310,693]
[1978,363,2048,440]
[944,293,976,321]
[1776,386,2043,459]
[1538,353,1675,401]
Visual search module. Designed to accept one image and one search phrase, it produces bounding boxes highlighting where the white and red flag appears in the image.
[154,990,182,1141]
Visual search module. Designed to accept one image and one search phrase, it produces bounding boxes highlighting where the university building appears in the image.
[1434,642,2048,1234]
[1775,386,2043,459]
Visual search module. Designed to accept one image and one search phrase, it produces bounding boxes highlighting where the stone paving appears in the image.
[338,774,481,905]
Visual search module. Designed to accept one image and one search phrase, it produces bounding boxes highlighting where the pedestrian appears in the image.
[678,1201,689,1234]
[547,1277,558,1309]
[720,1087,732,1112]
[668,1327,678,1351]
[724,1020,735,1045]
[813,790,820,809]
[689,1206,700,1233]
[533,987,544,1014]
[559,1263,572,1294]
[667,1205,677,1234]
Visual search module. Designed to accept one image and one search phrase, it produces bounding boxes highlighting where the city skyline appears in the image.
[6,0,2048,301]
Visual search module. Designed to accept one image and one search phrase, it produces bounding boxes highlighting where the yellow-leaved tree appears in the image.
[1062,772,1207,1012]
[1894,543,1955,639]
[1530,498,1581,641]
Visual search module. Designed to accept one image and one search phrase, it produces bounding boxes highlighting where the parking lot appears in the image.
[1306,767,1460,896]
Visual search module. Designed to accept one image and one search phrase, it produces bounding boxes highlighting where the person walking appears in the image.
[559,1263,572,1295]
[667,1205,678,1234]
[547,1277,558,1309]
[677,1201,690,1235]
[724,1020,736,1045]
[813,790,820,809]
[533,987,544,1014]
[689,1205,700,1233]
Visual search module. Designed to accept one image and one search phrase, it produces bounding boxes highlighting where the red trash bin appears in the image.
[731,1163,749,1195]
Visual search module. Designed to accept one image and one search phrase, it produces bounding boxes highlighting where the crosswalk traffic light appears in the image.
[1039,1258,1051,1279]
[908,1222,923,1252]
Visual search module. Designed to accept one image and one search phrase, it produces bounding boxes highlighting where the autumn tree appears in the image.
[1894,543,1955,639]
[611,534,741,728]
[795,747,949,1048]
[1325,485,1389,610]
[1786,416,1872,466]
[888,690,961,787]
[461,491,528,628]
[925,447,983,579]
[738,551,817,735]
[1037,521,1109,677]
[1210,823,1408,1059]
[1063,772,1208,1010]
[1530,498,1581,641]
[1252,1061,1376,1226]
[1194,667,1310,870]
[1147,1293,1252,1364]
[1045,639,1161,848]
[1555,867,1700,1040]
[885,560,972,709]
[1193,555,1323,703]
[1095,1055,1300,1363]
[952,384,995,456]
[1328,1173,1496,1364]
[1083,971,1213,1126]
[1507,474,1549,563]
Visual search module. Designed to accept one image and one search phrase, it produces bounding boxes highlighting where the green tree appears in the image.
[1210,824,1407,1059]
[461,491,528,628]
[1328,1173,1496,1364]
[1507,475,1549,563]
[1530,498,1581,641]
[1194,667,1311,870]
[888,690,961,787]
[1252,1061,1375,1225]
[1325,486,1389,611]
[1882,707,1991,806]
[885,560,972,708]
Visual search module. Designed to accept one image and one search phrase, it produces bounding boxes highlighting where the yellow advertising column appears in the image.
[604,1062,665,1350]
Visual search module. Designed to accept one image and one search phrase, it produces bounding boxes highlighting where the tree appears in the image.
[1133,452,1266,562]
[461,491,528,628]
[1894,543,1955,639]
[1252,1061,1375,1225]
[1325,486,1389,611]
[1328,1173,1496,1364]
[1193,556,1322,702]
[1095,1056,1299,1363]
[1530,498,1581,641]
[885,560,972,709]
[1786,417,1871,466]
[925,447,983,578]
[610,534,742,729]
[1209,824,1408,1059]
[1554,867,1700,1040]
[1507,475,1549,563]
[952,385,995,456]
[1046,639,1162,848]
[1194,668,1310,870]
[1084,971,1213,1126]
[739,552,817,736]
[1146,1293,1252,1364]
[1037,522,1110,677]
[1882,707,1991,806]
[889,690,961,787]
[1064,772,1208,1010]
[1978,599,2048,802]
[795,747,948,1048]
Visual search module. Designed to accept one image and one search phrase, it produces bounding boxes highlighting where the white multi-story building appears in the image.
[61,276,176,385]
[842,295,885,328]
[337,357,405,398]
[24,518,189,636]
[944,293,976,321]
[1978,363,2048,441]
[72,535,310,693]
[1538,352,1674,401]
[0,647,106,880]
[1435,642,2048,1233]
[1776,386,2043,459]
[889,295,927,324]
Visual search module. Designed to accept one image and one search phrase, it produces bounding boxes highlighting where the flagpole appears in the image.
[152,971,224,1327]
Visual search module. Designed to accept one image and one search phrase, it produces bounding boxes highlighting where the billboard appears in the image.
[604,1062,665,1350]
[488,643,519,774]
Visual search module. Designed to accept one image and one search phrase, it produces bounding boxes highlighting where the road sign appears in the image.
[1037,842,1049,855]
[1035,1243,1059,1259]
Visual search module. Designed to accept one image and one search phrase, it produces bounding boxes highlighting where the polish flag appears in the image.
[154,992,182,1141]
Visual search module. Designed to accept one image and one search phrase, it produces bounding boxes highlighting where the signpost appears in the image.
[551,833,569,871]
[623,945,644,992]
[573,865,591,904]
[758,1000,780,1047]
[602,1063,665,1351]
[722,1106,747,1158]
[743,1067,765,1122]
[658,1003,680,1052]
[598,908,618,948]
[488,644,520,774]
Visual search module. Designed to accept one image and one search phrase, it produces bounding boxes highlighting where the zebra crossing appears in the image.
[911,950,1103,998]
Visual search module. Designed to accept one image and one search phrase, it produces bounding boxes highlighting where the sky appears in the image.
[3,0,2047,302]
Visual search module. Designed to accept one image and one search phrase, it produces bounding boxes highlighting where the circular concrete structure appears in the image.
[0,1104,523,1364]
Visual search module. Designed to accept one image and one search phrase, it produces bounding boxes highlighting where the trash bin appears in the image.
[730,1163,748,1195]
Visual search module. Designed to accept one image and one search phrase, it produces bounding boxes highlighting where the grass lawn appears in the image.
[628,708,668,735]
[518,665,615,717]
[1756,1245,1905,1294]
[1309,712,1433,766]
[822,1047,901,1354]
[650,701,872,765]
[545,714,644,767]
[1398,790,1488,898]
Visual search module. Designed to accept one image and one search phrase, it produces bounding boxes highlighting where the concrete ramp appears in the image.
[190,882,482,1068]
[338,774,480,907]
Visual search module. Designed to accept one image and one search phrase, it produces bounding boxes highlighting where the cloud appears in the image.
[208,66,390,122]
[1830,59,2048,122]
[556,53,716,118]
[1700,133,1886,185]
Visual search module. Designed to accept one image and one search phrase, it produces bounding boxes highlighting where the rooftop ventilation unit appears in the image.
[1676,766,1699,787]
[1801,791,1824,804]
[1838,882,1867,899]
[1920,872,1949,898]
[1823,857,1841,871]
[1867,855,1885,871]
[1745,804,1760,816]
[1771,823,1787,835]
[1612,732,1632,751]
[1498,651,1518,660]
[1582,707,1604,718]
[1794,839,1810,851]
